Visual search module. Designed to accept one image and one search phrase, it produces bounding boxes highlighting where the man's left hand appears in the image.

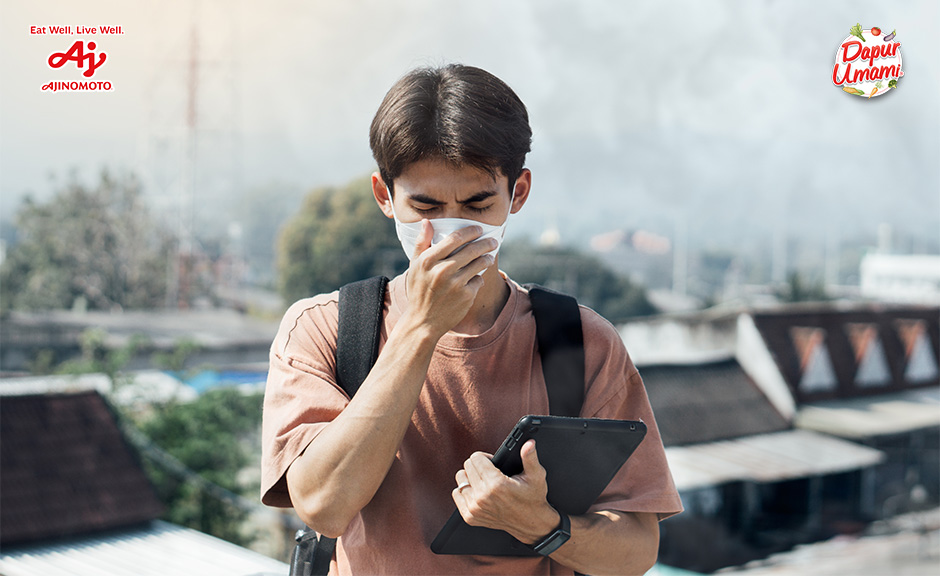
[452,439,561,545]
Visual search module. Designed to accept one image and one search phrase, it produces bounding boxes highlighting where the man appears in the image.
[261,64,682,575]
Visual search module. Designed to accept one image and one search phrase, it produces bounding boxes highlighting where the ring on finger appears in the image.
[457,481,471,492]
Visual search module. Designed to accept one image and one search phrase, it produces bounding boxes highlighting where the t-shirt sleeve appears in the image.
[260,293,350,508]
[578,308,683,521]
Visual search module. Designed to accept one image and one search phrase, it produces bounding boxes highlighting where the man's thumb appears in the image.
[413,219,433,259]
[520,439,541,474]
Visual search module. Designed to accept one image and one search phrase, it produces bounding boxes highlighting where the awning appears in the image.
[666,429,885,492]
[795,387,940,439]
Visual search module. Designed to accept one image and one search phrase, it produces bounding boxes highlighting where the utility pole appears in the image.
[176,24,199,308]
[142,0,240,309]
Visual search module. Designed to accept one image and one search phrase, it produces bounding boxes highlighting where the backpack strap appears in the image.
[336,276,389,399]
[524,284,585,418]
[299,277,388,576]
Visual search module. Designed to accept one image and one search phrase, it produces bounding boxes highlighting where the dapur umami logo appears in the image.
[31,24,123,92]
[832,23,902,98]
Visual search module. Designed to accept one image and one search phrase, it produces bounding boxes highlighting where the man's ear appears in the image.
[510,168,532,215]
[372,172,394,219]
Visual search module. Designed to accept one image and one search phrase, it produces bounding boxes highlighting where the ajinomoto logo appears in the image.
[31,24,123,92]
[832,23,902,98]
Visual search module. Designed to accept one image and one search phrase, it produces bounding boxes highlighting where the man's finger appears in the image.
[425,224,484,261]
[520,439,543,477]
[411,219,434,260]
[452,486,475,524]
[465,451,501,488]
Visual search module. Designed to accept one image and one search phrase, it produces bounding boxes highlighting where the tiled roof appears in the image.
[751,305,939,403]
[0,391,164,545]
[640,358,790,447]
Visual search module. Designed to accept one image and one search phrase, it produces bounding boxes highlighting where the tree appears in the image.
[277,176,407,303]
[134,388,265,545]
[0,171,173,312]
[500,240,657,322]
[777,271,830,303]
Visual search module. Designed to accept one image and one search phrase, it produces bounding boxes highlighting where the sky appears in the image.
[2,0,938,257]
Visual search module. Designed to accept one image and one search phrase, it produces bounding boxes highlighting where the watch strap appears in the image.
[531,509,571,557]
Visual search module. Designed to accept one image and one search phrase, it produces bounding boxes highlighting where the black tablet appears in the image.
[430,415,647,556]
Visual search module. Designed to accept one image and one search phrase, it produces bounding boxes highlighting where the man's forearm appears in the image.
[550,511,659,576]
[286,314,438,537]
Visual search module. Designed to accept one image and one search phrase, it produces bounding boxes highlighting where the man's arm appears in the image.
[543,510,658,576]
[454,440,659,575]
[286,223,497,537]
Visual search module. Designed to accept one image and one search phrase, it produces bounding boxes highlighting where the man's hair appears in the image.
[369,64,532,194]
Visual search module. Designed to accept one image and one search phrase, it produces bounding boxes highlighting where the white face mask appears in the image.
[389,188,514,266]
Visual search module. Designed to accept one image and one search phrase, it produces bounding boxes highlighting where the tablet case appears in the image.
[430,415,647,556]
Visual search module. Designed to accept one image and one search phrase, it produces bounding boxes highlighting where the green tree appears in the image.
[135,389,265,545]
[778,271,829,303]
[0,171,173,313]
[56,328,146,389]
[500,240,656,322]
[277,176,407,303]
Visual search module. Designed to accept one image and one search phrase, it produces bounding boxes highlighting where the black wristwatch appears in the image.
[530,509,571,556]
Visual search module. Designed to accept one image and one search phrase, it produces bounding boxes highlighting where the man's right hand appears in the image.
[286,219,497,538]
[403,219,497,339]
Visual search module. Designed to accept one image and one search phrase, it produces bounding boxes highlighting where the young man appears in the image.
[261,64,682,575]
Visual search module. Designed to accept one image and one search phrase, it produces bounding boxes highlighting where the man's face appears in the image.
[376,157,529,226]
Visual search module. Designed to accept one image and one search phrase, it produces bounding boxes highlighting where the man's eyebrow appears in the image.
[407,193,445,206]
[407,190,499,205]
[458,190,498,204]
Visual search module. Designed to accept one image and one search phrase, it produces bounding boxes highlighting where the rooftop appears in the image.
[796,386,940,439]
[0,391,164,545]
[752,304,939,403]
[0,520,288,576]
[665,429,885,492]
[640,358,790,447]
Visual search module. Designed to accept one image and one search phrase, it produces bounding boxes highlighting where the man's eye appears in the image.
[413,206,437,214]
[466,205,489,214]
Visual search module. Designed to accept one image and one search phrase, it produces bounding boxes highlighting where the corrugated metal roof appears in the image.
[795,387,940,439]
[0,373,111,397]
[0,520,288,576]
[666,429,885,491]
[0,371,198,406]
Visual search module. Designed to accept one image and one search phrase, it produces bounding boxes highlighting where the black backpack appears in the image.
[290,276,585,576]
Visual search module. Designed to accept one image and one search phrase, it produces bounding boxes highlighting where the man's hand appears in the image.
[403,219,497,339]
[452,439,561,545]
[452,440,660,574]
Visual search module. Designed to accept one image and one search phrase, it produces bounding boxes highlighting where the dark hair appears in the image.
[369,64,532,194]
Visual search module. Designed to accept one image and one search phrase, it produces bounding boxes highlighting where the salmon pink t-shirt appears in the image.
[261,274,682,575]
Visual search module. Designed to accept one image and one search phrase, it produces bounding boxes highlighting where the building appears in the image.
[641,357,884,573]
[620,302,940,572]
[860,253,940,305]
[751,305,940,517]
[0,389,289,576]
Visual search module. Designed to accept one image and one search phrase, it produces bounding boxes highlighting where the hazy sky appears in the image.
[2,0,938,252]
